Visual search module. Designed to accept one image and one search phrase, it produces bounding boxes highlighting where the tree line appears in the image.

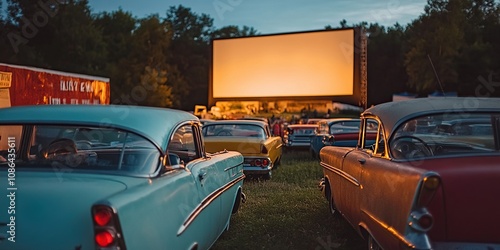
[1,0,499,110]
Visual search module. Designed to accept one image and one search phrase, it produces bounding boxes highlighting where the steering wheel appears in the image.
[216,130,232,136]
[391,135,433,159]
[39,138,78,159]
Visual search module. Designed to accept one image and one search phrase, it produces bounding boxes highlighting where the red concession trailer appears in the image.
[0,63,110,108]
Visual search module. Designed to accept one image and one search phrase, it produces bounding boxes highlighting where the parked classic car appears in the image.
[202,120,282,179]
[283,124,318,150]
[309,118,378,158]
[305,118,324,124]
[319,97,500,249]
[0,105,245,250]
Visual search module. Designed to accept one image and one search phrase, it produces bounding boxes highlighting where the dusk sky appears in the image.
[86,0,428,34]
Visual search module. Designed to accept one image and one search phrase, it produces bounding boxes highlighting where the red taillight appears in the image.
[254,159,262,166]
[417,214,433,230]
[95,230,115,247]
[410,210,434,232]
[262,159,270,166]
[92,205,125,249]
[94,207,113,226]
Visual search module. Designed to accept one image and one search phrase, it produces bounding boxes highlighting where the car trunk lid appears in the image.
[420,156,500,243]
[204,137,265,155]
[0,170,139,249]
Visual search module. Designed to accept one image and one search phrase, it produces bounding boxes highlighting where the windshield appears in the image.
[0,125,160,176]
[390,113,500,160]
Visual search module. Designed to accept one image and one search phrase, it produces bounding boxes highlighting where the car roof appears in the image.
[204,119,267,127]
[320,118,359,124]
[238,117,269,122]
[287,124,318,128]
[0,105,198,150]
[362,97,500,136]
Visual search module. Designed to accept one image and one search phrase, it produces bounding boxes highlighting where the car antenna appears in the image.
[427,54,446,95]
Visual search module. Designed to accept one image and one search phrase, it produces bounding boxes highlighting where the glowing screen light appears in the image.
[212,29,354,98]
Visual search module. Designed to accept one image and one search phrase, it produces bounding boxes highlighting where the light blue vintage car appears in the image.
[0,105,245,250]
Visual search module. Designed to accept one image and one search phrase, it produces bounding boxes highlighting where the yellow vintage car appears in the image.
[202,120,283,179]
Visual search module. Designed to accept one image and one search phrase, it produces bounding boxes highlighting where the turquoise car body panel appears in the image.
[0,105,245,250]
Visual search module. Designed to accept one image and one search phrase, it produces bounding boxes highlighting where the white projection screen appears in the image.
[211,29,356,101]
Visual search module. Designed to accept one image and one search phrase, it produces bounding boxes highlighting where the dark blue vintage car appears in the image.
[0,105,245,250]
[309,118,377,158]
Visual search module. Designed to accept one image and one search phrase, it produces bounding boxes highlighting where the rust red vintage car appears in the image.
[319,97,500,249]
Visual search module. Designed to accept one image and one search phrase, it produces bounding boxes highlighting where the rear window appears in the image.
[290,128,315,135]
[202,124,265,139]
[0,125,160,176]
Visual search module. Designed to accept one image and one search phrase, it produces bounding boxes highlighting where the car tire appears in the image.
[326,185,340,219]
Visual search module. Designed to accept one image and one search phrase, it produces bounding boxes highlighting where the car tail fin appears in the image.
[416,173,441,208]
[408,172,441,233]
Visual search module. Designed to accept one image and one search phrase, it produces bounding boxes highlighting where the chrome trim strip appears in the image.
[177,174,245,236]
[224,162,243,172]
[361,209,415,248]
[320,162,360,187]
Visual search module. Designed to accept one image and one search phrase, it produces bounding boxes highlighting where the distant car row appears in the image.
[282,118,375,159]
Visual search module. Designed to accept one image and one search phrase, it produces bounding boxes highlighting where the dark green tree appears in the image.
[165,5,214,110]
[405,0,467,95]
[455,0,500,97]
[94,9,137,102]
[405,0,500,96]
[366,23,409,105]
[211,25,259,39]
[117,14,176,107]
[3,0,107,75]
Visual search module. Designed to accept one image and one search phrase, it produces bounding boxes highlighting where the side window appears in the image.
[167,124,198,164]
[374,122,386,156]
[362,119,384,156]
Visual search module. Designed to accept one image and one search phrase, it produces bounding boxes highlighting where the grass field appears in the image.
[212,151,366,250]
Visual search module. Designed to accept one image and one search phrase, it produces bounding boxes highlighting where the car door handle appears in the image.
[198,172,207,181]
[357,159,366,164]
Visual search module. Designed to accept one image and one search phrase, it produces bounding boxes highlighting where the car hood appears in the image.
[416,155,500,244]
[204,137,266,155]
[0,170,143,250]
